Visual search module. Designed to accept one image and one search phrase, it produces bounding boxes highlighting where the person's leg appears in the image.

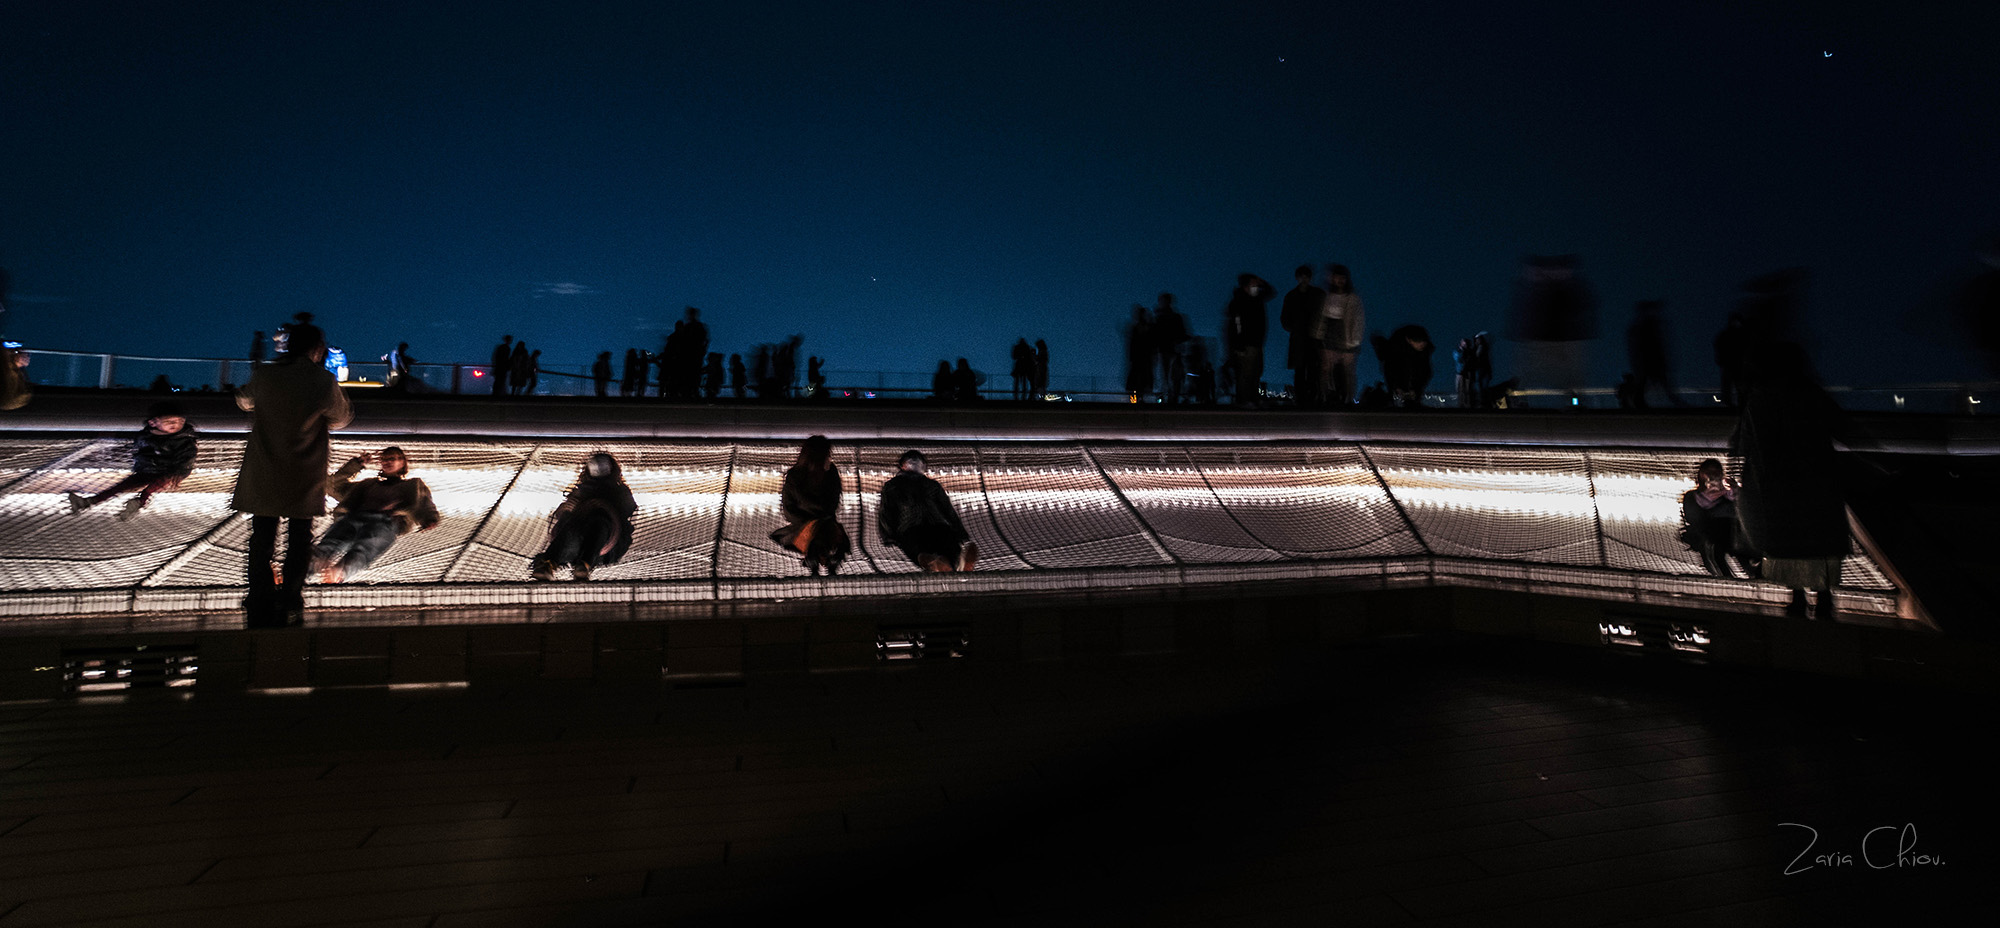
[246,515,278,612]
[71,472,152,512]
[281,518,315,600]
[314,516,362,565]
[337,516,401,577]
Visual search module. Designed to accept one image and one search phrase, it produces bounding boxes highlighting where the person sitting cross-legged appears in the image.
[311,447,439,583]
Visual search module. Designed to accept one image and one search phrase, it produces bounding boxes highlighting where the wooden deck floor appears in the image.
[0,635,1985,927]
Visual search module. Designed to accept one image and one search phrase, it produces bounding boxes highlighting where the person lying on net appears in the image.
[312,446,439,583]
[532,452,637,581]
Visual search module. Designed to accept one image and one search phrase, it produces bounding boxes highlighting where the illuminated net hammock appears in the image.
[0,437,1900,618]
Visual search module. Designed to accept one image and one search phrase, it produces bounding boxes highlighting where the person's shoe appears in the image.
[116,496,146,522]
[1814,591,1835,622]
[1786,589,1810,619]
[318,564,345,585]
[917,553,950,573]
[572,562,592,582]
[957,541,979,572]
[66,492,90,514]
[804,558,819,577]
[825,560,839,577]
[530,558,557,582]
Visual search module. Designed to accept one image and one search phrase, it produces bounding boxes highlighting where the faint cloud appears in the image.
[533,282,601,298]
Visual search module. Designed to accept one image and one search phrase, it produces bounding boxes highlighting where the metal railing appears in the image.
[10,348,1995,412]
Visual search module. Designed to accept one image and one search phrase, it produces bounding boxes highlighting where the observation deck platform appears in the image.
[0,396,1991,926]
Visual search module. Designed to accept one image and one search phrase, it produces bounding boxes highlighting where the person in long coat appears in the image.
[1731,342,1850,620]
[769,435,850,575]
[231,318,352,627]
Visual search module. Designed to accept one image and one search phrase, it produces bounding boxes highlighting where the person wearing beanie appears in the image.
[67,400,198,520]
[311,446,440,583]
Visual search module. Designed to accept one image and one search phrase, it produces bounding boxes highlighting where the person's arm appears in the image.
[324,378,354,431]
[411,480,440,532]
[325,456,367,499]
[932,481,970,542]
[878,485,902,546]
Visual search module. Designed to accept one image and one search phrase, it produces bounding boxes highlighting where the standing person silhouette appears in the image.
[489,335,513,397]
[1010,338,1034,400]
[232,316,351,628]
[1224,274,1273,406]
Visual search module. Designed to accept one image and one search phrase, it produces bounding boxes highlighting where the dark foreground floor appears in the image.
[0,635,1988,928]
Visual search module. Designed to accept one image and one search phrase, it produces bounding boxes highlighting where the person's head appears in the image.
[1325,264,1351,292]
[685,306,700,322]
[897,449,927,473]
[1156,293,1175,311]
[798,434,833,469]
[1695,458,1727,491]
[937,360,952,373]
[282,317,327,362]
[584,452,621,481]
[1132,304,1149,322]
[397,342,409,351]
[377,446,408,477]
[144,400,187,434]
[503,335,513,344]
[1295,264,1313,283]
[955,358,970,370]
[1635,300,1663,319]
[1237,273,1260,293]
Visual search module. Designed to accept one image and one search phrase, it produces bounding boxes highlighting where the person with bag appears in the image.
[769,435,850,576]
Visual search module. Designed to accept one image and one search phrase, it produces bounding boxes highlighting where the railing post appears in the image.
[218,360,231,387]
[98,354,115,389]
[451,364,462,395]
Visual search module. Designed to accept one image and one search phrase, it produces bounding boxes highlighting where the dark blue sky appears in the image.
[4,0,1996,388]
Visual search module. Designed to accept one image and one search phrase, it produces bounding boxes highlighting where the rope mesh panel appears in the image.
[973,444,1165,569]
[0,437,1907,611]
[1366,445,1601,565]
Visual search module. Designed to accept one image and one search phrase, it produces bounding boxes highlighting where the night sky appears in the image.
[4,0,1997,390]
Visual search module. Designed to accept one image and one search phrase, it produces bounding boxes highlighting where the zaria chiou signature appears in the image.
[1779,823,1945,875]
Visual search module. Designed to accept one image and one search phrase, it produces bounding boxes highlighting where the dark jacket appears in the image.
[780,464,841,525]
[1731,379,1848,559]
[326,457,440,535]
[878,471,968,547]
[1224,283,1271,352]
[1281,282,1328,369]
[133,426,199,478]
[230,354,353,517]
[556,476,639,565]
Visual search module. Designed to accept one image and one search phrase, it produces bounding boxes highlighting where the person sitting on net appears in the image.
[878,449,978,572]
[1679,458,1741,577]
[312,446,439,583]
[532,452,637,581]
[68,400,199,521]
[770,435,850,576]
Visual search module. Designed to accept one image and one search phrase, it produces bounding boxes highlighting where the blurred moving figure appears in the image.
[67,400,197,520]
[1224,274,1273,406]
[1279,265,1326,406]
[1372,324,1435,408]
[591,351,613,398]
[1957,232,2000,377]
[1153,296,1188,404]
[1625,300,1684,407]
[1124,305,1155,400]
[878,450,977,572]
[1732,341,1848,620]
[1032,339,1050,398]
[1679,458,1741,578]
[1010,338,1035,400]
[1321,264,1366,406]
[532,453,637,581]
[1508,255,1598,405]
[312,446,439,584]
[1453,333,1492,409]
[489,336,513,397]
[769,435,850,576]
